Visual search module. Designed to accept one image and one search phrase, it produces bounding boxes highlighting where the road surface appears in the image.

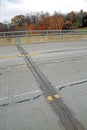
[0,40,87,130]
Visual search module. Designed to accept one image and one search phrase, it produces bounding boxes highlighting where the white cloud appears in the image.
[0,0,87,22]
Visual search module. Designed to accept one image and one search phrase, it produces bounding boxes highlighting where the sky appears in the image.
[0,0,87,23]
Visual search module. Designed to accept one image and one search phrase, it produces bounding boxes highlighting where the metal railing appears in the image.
[0,30,87,38]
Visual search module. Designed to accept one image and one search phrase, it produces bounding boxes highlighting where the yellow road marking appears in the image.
[13,64,27,68]
[4,64,27,70]
[18,52,39,57]
[30,52,39,56]
[0,53,39,59]
[0,55,17,59]
[47,96,53,101]
[54,94,60,99]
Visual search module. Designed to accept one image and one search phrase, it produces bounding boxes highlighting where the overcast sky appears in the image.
[0,0,87,22]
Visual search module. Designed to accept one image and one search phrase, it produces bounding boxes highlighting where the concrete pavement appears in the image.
[0,40,87,129]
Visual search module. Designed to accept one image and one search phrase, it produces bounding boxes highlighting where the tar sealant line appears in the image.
[55,79,87,91]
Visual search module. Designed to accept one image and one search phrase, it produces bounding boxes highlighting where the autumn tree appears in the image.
[76,10,87,28]
[36,12,50,30]
[64,11,78,29]
[28,23,35,30]
[35,12,64,30]
[81,11,87,27]
[83,13,87,27]
[1,10,87,32]
[63,20,73,30]
[0,23,6,32]
[52,12,64,30]
[11,15,28,31]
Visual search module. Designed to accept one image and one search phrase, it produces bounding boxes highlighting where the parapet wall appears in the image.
[0,35,87,46]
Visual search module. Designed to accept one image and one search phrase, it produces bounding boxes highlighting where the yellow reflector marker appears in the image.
[54,94,60,99]
[47,96,53,101]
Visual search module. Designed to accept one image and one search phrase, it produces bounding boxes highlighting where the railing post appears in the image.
[15,37,20,45]
[46,30,48,36]
[4,32,5,38]
[60,30,62,38]
[27,31,29,37]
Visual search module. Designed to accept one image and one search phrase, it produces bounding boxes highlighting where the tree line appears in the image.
[0,10,87,32]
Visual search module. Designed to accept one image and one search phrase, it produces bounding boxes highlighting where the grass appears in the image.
[78,27,87,30]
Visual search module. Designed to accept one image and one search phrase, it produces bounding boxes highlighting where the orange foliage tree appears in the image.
[48,13,64,30]
[28,23,35,30]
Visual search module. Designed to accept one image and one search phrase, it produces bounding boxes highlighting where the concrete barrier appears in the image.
[0,35,87,47]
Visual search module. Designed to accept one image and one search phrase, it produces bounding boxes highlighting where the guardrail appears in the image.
[0,30,87,38]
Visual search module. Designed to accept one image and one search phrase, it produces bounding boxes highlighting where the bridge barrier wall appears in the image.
[0,34,87,46]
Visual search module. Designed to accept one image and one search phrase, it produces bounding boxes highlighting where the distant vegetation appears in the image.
[0,10,87,32]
